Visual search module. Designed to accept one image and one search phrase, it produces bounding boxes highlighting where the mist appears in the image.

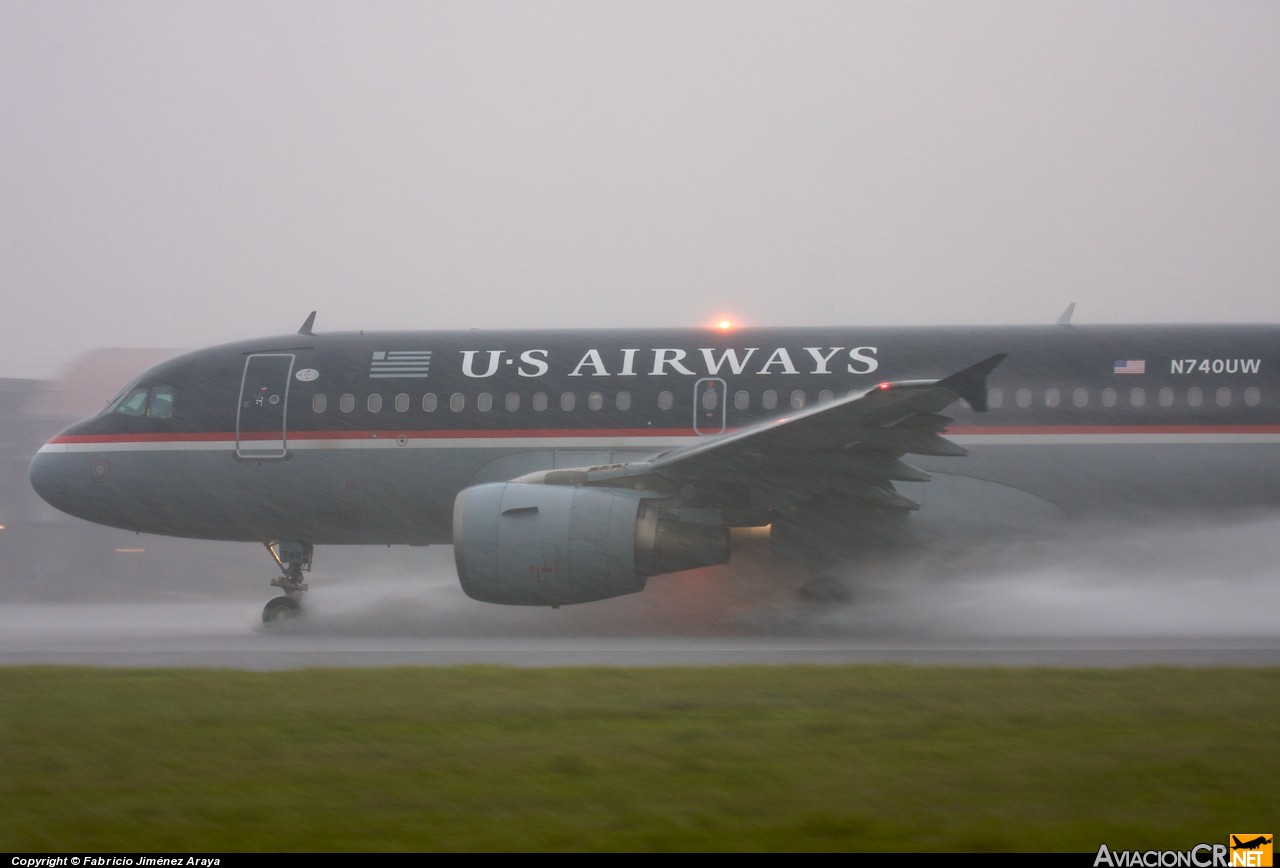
[3,503,1278,667]
[4,2,1280,381]
[251,512,1280,641]
[3,3,1279,666]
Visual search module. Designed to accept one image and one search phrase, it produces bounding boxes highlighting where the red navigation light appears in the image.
[877,382,892,390]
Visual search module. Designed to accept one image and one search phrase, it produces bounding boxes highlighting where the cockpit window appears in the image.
[110,385,174,418]
[149,385,174,418]
[112,388,150,417]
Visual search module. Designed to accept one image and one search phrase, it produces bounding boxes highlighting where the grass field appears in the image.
[0,665,1276,852]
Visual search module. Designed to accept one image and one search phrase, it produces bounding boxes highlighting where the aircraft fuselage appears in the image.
[29,322,1280,552]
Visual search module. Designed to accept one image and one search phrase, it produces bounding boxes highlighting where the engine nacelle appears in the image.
[453,482,730,606]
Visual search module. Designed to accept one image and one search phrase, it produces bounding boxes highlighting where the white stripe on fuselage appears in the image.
[38,430,1280,454]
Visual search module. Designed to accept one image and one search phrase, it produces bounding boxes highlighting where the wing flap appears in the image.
[839,426,968,456]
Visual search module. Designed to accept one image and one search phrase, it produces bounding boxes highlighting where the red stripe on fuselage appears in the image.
[45,423,1280,446]
[945,425,1280,435]
[47,427,697,445]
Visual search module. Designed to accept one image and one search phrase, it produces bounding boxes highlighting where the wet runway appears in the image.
[1,605,1276,669]
[3,526,1279,669]
[0,600,1277,668]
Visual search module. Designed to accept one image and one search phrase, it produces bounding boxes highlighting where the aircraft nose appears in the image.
[28,445,70,511]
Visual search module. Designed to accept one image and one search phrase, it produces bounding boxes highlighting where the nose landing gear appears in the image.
[262,540,312,624]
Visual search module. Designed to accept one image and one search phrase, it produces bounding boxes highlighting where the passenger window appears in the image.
[1072,388,1088,408]
[450,393,465,412]
[762,390,778,410]
[616,391,631,411]
[505,393,520,412]
[588,391,604,411]
[560,392,576,411]
[1044,388,1060,408]
[367,394,383,413]
[477,393,493,412]
[1016,388,1031,409]
[312,394,327,413]
[395,393,409,413]
[1216,387,1231,407]
[657,391,673,411]
[1129,388,1145,408]
[790,390,805,409]
[533,392,548,411]
[818,389,834,404]
[1101,388,1117,408]
[340,394,355,413]
[1158,387,1174,407]
[1187,387,1203,407]
[423,393,438,412]
[702,390,718,410]
[1245,387,1261,407]
[987,389,1003,409]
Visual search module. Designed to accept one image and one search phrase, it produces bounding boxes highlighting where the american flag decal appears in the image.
[371,350,432,378]
[1113,359,1146,375]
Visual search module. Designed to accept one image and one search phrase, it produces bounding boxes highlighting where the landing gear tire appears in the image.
[261,540,312,627]
[263,595,302,623]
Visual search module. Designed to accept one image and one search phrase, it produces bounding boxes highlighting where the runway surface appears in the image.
[3,524,1279,669]
[0,605,1276,668]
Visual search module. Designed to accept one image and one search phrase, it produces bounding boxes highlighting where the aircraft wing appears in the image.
[538,354,1006,516]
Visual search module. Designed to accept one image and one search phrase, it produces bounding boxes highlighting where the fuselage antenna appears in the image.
[298,311,318,336]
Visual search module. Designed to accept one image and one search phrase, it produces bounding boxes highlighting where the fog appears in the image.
[2,515,1278,668]
[3,3,1279,666]
[277,515,1280,641]
[4,2,1280,380]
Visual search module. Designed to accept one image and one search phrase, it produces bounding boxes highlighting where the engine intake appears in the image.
[453,482,730,606]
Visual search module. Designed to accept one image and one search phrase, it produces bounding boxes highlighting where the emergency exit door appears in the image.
[694,378,727,435]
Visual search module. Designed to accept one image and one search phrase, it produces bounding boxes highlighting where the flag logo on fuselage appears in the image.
[371,351,432,378]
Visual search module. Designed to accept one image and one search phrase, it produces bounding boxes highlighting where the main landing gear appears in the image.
[262,540,312,624]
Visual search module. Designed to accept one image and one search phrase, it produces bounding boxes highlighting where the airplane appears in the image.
[1232,837,1273,851]
[27,313,1280,623]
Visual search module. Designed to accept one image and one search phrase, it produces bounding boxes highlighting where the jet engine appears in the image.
[452,482,731,606]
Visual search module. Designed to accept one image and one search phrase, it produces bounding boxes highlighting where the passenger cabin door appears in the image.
[694,377,727,435]
[237,353,295,459]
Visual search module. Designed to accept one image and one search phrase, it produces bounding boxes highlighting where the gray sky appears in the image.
[3,0,1279,380]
